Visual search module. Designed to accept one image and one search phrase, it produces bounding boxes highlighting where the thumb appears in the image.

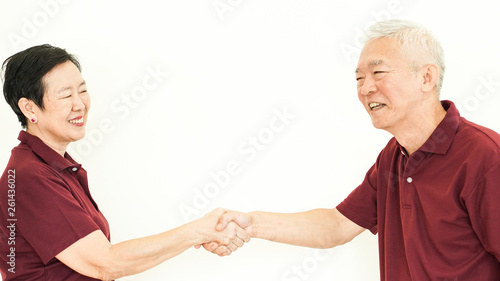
[216,211,240,231]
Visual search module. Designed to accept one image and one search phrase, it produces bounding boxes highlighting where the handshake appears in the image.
[191,208,253,257]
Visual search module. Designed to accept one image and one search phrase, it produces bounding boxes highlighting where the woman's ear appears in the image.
[18,98,37,122]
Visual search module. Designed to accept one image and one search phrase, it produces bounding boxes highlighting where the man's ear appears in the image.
[421,64,439,93]
[18,98,37,121]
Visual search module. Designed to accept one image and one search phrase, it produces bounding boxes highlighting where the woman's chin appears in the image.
[70,129,87,142]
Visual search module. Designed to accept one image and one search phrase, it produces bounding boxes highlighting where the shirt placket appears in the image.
[399,149,413,210]
[67,165,100,211]
[399,148,419,279]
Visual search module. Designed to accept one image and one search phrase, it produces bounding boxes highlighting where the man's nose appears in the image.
[359,76,376,96]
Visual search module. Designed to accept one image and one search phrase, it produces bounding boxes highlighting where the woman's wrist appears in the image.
[181,219,207,246]
[187,209,224,246]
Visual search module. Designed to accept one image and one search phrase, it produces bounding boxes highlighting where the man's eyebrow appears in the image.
[355,60,385,74]
[369,59,384,67]
[57,81,86,94]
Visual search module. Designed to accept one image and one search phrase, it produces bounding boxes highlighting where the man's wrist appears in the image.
[248,211,265,240]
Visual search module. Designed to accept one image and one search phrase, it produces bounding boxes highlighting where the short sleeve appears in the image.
[336,163,378,234]
[15,164,101,264]
[465,162,500,262]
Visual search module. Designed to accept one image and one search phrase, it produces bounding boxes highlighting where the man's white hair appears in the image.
[365,19,445,93]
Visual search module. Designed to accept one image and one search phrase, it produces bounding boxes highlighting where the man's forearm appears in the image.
[249,208,363,248]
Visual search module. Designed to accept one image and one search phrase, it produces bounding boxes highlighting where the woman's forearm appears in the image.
[57,208,249,280]
[104,222,201,279]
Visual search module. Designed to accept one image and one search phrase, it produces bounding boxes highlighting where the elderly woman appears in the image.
[0,45,249,281]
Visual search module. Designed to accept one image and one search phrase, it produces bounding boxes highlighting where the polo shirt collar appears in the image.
[18,130,82,172]
[400,100,460,156]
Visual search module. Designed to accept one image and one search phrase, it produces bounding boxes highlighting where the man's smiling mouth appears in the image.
[369,102,386,111]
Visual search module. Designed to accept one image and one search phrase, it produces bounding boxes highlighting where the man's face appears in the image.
[355,37,423,132]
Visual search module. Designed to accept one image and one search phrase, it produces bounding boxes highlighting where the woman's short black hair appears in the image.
[2,44,81,128]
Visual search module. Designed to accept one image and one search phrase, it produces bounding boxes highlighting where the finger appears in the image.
[202,242,219,252]
[228,222,249,244]
[212,245,229,256]
[194,244,201,249]
[232,237,245,248]
[225,242,238,253]
[216,211,240,231]
[222,226,238,252]
[221,222,245,249]
[236,226,250,243]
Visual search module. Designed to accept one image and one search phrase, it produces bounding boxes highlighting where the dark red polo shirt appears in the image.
[337,100,500,280]
[0,131,110,280]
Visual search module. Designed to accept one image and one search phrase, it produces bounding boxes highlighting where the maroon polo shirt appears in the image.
[337,100,500,280]
[0,131,110,280]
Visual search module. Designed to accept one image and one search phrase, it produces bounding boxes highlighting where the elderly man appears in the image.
[204,19,500,280]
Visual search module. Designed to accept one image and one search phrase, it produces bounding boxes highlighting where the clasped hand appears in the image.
[195,208,252,256]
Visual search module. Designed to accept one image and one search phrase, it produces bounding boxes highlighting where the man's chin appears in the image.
[370,118,389,131]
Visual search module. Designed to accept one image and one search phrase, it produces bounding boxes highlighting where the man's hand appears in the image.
[197,208,366,254]
[196,210,254,256]
[216,210,253,234]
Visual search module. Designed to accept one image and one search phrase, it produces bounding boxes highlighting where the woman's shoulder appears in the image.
[3,144,62,181]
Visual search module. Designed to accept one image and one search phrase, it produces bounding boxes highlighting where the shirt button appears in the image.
[407,177,413,183]
[72,167,78,172]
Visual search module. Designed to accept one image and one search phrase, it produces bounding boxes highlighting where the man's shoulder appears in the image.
[452,118,500,168]
[458,117,500,150]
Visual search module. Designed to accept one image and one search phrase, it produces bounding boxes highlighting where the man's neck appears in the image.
[392,101,447,155]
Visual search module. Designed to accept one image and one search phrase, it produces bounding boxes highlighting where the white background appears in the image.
[1,1,499,280]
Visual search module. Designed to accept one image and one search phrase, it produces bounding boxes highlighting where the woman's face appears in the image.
[33,61,90,148]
